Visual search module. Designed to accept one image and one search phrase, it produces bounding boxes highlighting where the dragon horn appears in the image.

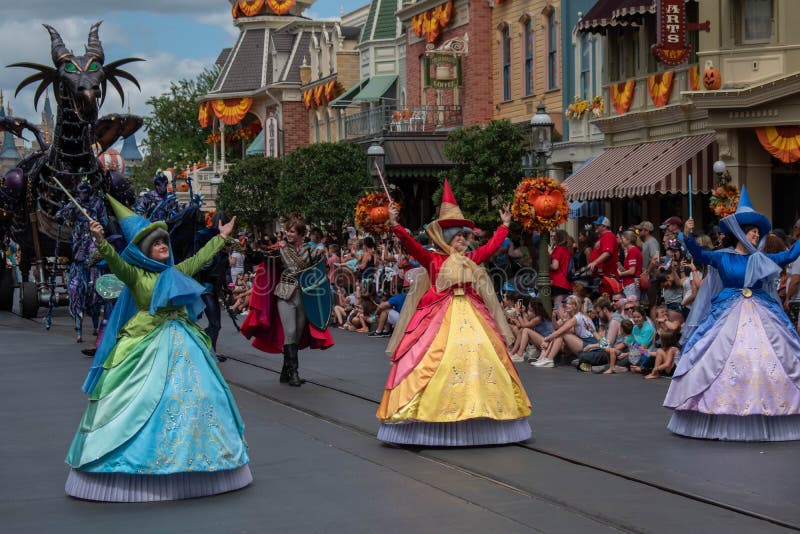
[86,21,104,63]
[43,24,71,65]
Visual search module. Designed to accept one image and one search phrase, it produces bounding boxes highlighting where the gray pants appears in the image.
[277,289,306,345]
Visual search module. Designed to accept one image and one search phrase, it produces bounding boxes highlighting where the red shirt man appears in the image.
[588,216,619,276]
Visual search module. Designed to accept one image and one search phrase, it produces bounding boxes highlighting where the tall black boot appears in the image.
[287,343,302,387]
[280,345,291,383]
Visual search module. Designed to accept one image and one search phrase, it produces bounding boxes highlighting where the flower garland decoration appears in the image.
[565,95,604,120]
[354,192,401,235]
[709,183,740,218]
[511,177,569,233]
[565,97,589,120]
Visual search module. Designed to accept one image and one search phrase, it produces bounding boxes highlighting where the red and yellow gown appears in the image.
[376,224,532,445]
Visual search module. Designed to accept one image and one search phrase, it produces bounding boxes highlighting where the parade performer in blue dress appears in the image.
[65,196,251,501]
[664,186,800,441]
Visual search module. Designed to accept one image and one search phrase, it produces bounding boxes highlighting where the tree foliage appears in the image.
[278,143,370,233]
[129,67,219,192]
[217,156,283,228]
[440,120,525,229]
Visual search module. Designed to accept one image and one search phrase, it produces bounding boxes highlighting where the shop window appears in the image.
[502,25,512,100]
[739,0,773,44]
[580,33,591,98]
[547,11,558,89]
[524,18,535,96]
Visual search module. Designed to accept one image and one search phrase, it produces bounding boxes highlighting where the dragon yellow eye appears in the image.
[65,63,78,73]
[88,62,99,72]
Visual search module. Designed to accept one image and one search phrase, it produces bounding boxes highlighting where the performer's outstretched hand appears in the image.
[684,218,695,235]
[219,215,237,239]
[388,204,399,227]
[89,220,105,245]
[499,203,512,227]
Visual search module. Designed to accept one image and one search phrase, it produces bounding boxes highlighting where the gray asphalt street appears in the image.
[2,309,799,534]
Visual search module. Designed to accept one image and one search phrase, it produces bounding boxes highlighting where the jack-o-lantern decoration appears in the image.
[703,61,722,91]
[178,182,189,192]
[532,189,564,218]
[369,205,389,224]
[355,192,401,235]
[512,176,569,233]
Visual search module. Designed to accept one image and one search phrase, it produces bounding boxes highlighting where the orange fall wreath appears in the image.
[355,192,401,235]
[709,183,740,218]
[511,177,569,233]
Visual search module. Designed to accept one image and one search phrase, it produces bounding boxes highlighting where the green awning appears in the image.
[329,79,369,108]
[353,75,397,102]
[246,129,264,156]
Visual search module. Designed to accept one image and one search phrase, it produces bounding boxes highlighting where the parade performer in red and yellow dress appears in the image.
[377,181,532,446]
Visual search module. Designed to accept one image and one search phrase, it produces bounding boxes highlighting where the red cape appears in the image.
[240,261,334,354]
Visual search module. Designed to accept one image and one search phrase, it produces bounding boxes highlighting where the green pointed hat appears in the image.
[106,194,168,246]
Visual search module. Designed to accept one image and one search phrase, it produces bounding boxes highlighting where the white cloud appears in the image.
[1,1,224,19]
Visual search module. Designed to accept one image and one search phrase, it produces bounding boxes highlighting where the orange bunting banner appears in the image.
[689,64,701,91]
[647,71,674,108]
[756,126,800,164]
[610,80,636,115]
[412,0,453,43]
[211,97,254,126]
[313,85,325,107]
[198,101,211,128]
[267,0,295,15]
[237,0,265,17]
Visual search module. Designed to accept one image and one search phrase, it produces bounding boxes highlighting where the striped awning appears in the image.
[563,133,716,201]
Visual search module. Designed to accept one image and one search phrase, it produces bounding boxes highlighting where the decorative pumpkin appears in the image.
[703,61,722,91]
[369,205,389,224]
[179,182,189,192]
[532,190,564,218]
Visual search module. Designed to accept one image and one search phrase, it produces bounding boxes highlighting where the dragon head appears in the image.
[9,22,143,121]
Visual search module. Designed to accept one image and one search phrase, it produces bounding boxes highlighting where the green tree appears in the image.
[278,143,370,233]
[129,67,219,192]
[217,156,283,228]
[440,120,525,229]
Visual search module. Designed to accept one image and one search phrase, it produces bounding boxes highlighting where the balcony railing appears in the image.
[598,63,699,119]
[343,104,462,140]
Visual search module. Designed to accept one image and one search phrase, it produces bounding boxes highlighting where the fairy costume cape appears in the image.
[664,190,800,441]
[65,234,251,500]
[376,222,531,446]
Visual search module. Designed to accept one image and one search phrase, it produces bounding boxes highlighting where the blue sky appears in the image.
[0,1,369,131]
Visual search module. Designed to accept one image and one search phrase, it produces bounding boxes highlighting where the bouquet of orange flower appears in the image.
[355,192,401,235]
[511,177,569,233]
[709,183,740,218]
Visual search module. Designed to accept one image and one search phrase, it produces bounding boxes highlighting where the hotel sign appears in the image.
[652,0,691,66]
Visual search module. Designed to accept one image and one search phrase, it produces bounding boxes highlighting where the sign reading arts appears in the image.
[652,0,691,66]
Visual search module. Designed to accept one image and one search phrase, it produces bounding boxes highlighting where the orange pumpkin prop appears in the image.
[178,182,189,192]
[532,190,563,218]
[369,205,389,224]
[703,61,722,91]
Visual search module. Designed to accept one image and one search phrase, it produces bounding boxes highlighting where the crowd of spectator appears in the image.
[216,210,800,380]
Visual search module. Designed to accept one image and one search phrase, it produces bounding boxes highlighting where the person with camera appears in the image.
[664,187,800,441]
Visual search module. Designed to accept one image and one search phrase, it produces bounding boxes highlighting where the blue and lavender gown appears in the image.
[664,236,800,441]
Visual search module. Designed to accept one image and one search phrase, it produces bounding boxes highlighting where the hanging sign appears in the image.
[651,0,691,66]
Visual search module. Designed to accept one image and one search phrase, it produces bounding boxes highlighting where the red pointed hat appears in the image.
[437,179,476,229]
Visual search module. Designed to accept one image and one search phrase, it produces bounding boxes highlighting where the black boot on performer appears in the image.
[287,344,302,387]
[280,345,291,383]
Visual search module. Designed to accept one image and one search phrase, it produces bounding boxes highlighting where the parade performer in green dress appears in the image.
[64,196,252,502]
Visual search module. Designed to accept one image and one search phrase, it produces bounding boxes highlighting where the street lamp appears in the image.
[210,173,222,210]
[713,159,731,183]
[529,102,555,313]
[367,142,385,187]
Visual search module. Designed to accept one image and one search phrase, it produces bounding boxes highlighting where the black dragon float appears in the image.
[0,23,143,335]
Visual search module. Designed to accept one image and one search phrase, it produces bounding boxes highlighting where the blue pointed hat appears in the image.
[106,194,168,246]
[720,185,770,237]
